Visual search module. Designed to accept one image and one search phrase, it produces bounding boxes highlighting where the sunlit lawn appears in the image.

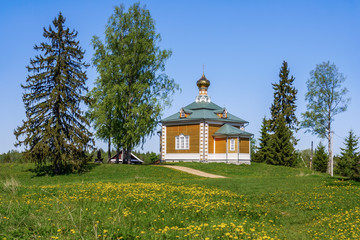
[1,162,359,239]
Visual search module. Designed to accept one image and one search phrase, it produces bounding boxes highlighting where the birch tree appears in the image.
[302,61,350,176]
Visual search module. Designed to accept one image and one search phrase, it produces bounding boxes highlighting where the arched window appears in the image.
[175,134,190,150]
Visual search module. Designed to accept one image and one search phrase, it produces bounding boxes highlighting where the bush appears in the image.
[313,142,328,173]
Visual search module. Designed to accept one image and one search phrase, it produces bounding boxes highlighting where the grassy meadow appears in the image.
[1,162,360,239]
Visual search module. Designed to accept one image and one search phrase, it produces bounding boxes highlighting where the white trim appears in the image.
[199,122,204,161]
[207,154,251,164]
[230,138,235,151]
[213,137,215,154]
[162,126,166,160]
[175,134,189,150]
[226,137,228,163]
[163,153,251,164]
[165,153,200,160]
[208,153,250,160]
[205,122,208,160]
[237,136,240,163]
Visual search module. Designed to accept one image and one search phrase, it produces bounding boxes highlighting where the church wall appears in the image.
[208,124,221,153]
[214,137,250,154]
[214,138,227,153]
[166,124,200,153]
[240,138,250,153]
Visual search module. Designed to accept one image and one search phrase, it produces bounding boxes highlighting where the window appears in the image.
[230,139,235,151]
[180,108,186,118]
[222,109,227,118]
[175,134,189,150]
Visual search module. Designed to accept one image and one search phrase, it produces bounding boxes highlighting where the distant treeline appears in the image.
[1,149,159,165]
[0,150,26,163]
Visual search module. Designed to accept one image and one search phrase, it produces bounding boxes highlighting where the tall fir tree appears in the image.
[337,130,359,178]
[270,61,299,132]
[267,61,298,166]
[14,13,93,174]
[313,142,328,173]
[89,3,179,163]
[254,116,271,163]
[267,117,297,166]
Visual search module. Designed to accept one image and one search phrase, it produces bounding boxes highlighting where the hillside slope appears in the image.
[1,162,359,239]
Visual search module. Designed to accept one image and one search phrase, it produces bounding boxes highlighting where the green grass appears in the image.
[1,162,360,239]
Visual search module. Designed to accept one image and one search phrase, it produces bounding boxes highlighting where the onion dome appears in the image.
[196,73,210,88]
[195,73,211,103]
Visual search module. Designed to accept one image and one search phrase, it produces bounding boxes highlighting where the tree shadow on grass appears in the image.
[325,175,360,186]
[26,163,100,177]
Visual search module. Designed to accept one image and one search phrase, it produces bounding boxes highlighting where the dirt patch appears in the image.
[161,165,227,178]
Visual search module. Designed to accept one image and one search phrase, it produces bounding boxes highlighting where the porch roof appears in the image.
[213,124,253,137]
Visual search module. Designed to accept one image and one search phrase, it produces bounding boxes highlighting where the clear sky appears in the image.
[1,0,359,155]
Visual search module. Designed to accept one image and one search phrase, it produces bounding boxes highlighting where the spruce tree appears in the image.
[267,117,296,166]
[254,117,271,163]
[267,61,298,166]
[270,61,299,132]
[313,142,328,173]
[337,130,359,177]
[14,13,93,174]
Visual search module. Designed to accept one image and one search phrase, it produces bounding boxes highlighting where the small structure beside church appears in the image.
[160,74,253,164]
[109,150,144,164]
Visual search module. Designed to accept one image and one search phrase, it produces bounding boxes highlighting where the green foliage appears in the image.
[299,148,312,168]
[253,117,270,163]
[266,61,298,166]
[250,138,256,160]
[14,13,93,174]
[302,61,350,139]
[336,130,360,179]
[0,150,25,163]
[1,162,360,239]
[301,61,350,174]
[269,61,299,132]
[89,3,179,163]
[132,150,159,164]
[267,117,297,167]
[313,142,328,173]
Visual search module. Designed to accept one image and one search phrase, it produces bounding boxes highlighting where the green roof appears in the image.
[183,101,222,111]
[161,101,249,124]
[213,124,253,137]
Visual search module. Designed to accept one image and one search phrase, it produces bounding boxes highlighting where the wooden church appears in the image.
[160,74,253,164]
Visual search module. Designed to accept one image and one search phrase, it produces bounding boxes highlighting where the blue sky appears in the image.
[1,0,359,155]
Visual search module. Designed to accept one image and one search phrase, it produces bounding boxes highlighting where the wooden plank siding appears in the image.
[214,138,227,153]
[214,137,249,154]
[208,124,221,153]
[166,124,200,153]
[239,138,250,153]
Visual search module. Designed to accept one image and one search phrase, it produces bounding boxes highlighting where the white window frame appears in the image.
[175,134,190,150]
[230,138,235,151]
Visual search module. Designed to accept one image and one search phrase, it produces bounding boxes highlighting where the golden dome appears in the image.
[196,73,210,88]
